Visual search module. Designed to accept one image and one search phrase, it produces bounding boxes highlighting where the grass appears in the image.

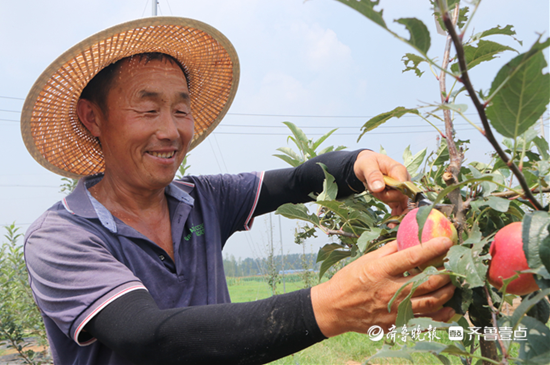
[227,275,528,365]
[226,276,307,302]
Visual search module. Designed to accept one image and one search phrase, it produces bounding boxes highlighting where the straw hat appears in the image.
[21,17,239,178]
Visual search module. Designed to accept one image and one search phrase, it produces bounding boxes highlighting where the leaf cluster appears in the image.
[0,224,50,364]
[274,122,346,167]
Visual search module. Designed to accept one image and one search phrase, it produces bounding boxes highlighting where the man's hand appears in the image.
[353,150,409,217]
[310,237,456,337]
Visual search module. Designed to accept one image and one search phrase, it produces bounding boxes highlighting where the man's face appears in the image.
[96,58,194,191]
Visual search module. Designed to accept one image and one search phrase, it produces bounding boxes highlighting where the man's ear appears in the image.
[76,99,103,137]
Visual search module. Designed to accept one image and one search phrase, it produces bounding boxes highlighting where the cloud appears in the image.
[301,25,353,73]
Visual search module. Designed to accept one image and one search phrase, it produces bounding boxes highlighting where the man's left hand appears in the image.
[354,150,409,217]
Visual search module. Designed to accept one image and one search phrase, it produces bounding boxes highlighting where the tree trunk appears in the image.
[479,337,499,365]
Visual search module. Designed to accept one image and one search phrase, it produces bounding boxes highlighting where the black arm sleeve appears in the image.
[85,288,325,365]
[254,149,367,216]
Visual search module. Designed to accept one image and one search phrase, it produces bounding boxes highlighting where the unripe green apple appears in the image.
[487,222,539,296]
[396,208,458,270]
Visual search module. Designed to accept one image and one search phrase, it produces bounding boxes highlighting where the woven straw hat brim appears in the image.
[21,16,240,178]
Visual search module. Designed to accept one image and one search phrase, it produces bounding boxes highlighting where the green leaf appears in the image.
[395,17,431,54]
[316,200,350,221]
[316,163,338,202]
[486,38,550,138]
[509,288,550,331]
[404,147,427,177]
[522,212,550,288]
[526,292,550,325]
[479,24,517,38]
[276,146,301,161]
[468,164,498,197]
[395,297,414,328]
[334,0,387,29]
[282,121,315,158]
[477,24,521,45]
[450,40,516,74]
[318,249,351,279]
[540,229,550,275]
[275,203,319,225]
[485,196,511,213]
[438,103,468,113]
[390,267,439,326]
[312,129,338,152]
[444,245,489,288]
[532,136,550,160]
[273,153,301,167]
[356,228,381,253]
[358,107,419,141]
[518,315,550,361]
[317,243,346,262]
[464,223,483,245]
[402,52,427,77]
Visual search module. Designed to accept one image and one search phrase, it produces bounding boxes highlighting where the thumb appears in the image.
[366,170,385,193]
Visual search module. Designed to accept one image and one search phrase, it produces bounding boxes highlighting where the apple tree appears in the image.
[275,0,550,363]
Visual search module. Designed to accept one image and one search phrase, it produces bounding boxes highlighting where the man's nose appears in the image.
[156,111,180,140]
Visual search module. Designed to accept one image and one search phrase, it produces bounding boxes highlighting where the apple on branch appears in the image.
[396,208,458,270]
[487,222,540,296]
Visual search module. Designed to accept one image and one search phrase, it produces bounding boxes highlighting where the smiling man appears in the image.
[22,18,455,365]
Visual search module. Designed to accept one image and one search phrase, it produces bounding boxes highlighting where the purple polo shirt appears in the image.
[24,172,263,364]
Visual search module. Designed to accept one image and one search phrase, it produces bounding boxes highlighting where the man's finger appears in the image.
[410,271,452,297]
[366,240,399,260]
[381,237,454,276]
[410,283,456,314]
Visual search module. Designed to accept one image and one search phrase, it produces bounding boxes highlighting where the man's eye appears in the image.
[140,110,158,115]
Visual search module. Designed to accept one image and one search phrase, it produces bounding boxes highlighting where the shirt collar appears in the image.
[63,174,195,234]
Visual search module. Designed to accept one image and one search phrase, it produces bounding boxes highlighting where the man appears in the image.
[22,18,455,364]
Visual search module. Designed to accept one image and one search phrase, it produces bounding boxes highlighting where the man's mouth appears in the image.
[147,151,176,159]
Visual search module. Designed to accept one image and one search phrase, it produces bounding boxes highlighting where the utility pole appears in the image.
[269,213,275,296]
[152,0,158,16]
[279,215,285,293]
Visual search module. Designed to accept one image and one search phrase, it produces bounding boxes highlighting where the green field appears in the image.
[227,275,484,365]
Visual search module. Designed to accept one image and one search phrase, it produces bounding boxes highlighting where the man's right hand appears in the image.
[310,237,456,337]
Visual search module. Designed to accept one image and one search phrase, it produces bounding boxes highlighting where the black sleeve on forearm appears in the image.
[254,149,367,216]
[85,288,325,365]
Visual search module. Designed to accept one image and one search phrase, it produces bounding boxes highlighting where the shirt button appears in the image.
[159,255,165,261]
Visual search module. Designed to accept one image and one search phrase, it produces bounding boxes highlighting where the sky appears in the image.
[0,0,548,263]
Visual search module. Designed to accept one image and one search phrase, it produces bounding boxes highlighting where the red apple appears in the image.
[396,208,458,269]
[487,222,539,296]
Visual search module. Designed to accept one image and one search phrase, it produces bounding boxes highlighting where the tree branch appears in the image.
[439,5,465,229]
[492,187,550,199]
[484,286,509,364]
[441,10,544,211]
